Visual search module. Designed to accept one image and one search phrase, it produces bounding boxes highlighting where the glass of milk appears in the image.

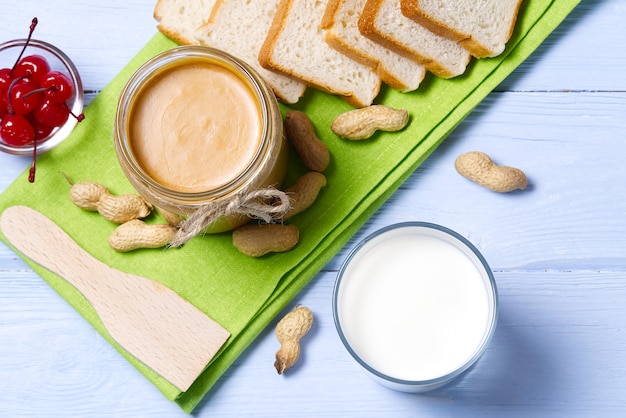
[333,222,498,392]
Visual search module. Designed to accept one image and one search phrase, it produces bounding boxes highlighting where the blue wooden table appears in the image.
[1,1,625,416]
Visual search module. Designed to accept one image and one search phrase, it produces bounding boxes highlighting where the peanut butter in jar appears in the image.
[114,46,287,233]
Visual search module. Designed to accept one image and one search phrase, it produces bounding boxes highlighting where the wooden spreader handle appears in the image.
[0,205,230,392]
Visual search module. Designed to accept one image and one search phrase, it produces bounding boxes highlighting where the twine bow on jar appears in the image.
[169,187,291,247]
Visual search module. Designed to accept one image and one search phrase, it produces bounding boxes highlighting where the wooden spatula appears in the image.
[0,205,230,392]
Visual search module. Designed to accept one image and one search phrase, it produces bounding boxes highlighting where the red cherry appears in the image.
[32,120,55,141]
[0,88,7,117]
[0,113,35,146]
[40,71,74,103]
[1,71,10,118]
[9,81,43,115]
[0,68,12,91]
[27,113,54,141]
[33,99,70,127]
[12,54,51,85]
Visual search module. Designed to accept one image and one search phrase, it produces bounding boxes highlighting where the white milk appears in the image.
[336,225,495,383]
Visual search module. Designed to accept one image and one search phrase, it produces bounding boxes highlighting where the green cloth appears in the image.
[0,0,580,412]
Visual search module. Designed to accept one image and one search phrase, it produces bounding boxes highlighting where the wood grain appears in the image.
[0,206,230,392]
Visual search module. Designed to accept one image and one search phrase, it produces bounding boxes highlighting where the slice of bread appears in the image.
[400,0,523,58]
[321,0,426,92]
[193,0,307,104]
[154,0,217,45]
[259,0,382,108]
[359,0,471,79]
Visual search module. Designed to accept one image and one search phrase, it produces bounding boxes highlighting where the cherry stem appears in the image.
[5,77,26,115]
[22,85,56,99]
[28,135,37,183]
[11,17,38,76]
[70,110,85,122]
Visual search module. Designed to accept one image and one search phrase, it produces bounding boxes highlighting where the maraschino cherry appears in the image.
[0,113,34,146]
[0,17,85,182]
[9,79,43,115]
[12,54,50,85]
[40,70,74,102]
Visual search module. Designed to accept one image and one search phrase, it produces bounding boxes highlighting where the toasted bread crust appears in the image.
[400,0,524,58]
[258,0,294,74]
[320,0,341,30]
[207,0,226,24]
[399,0,465,42]
[322,0,378,70]
[359,0,465,78]
[154,0,519,104]
[260,0,381,107]
[156,0,306,104]
[156,24,195,45]
[358,0,410,61]
[324,31,408,91]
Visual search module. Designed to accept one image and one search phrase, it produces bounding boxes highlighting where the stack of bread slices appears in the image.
[154,0,523,107]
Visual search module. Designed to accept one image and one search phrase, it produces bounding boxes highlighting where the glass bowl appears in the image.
[0,38,83,156]
[333,222,498,392]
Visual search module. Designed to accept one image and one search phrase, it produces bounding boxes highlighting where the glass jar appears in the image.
[114,46,288,233]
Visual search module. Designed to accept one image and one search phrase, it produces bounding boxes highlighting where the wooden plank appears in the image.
[325,91,626,270]
[2,270,626,416]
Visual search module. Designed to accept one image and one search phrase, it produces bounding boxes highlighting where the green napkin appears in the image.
[0,0,580,412]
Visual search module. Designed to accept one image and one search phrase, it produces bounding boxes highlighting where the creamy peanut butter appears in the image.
[129,61,263,193]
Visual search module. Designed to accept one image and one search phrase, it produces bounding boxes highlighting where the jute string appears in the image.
[169,187,291,247]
